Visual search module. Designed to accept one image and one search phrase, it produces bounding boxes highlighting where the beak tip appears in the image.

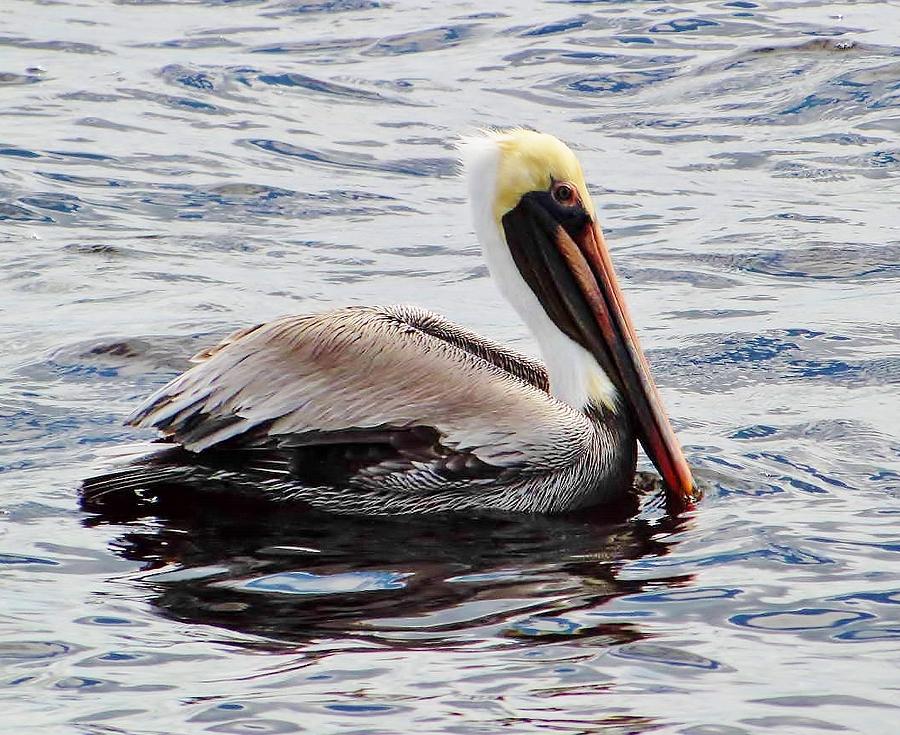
[656,450,697,511]
[667,463,699,511]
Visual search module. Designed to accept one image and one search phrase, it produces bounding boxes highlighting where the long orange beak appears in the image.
[502,194,695,509]
[565,220,695,507]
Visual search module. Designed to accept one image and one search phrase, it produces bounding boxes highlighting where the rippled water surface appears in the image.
[2,0,899,732]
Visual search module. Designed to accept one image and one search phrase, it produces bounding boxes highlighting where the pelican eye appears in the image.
[552,182,576,205]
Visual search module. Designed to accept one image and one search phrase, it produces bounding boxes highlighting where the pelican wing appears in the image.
[127,306,591,489]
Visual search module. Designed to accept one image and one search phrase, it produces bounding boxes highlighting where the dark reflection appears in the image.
[81,481,692,649]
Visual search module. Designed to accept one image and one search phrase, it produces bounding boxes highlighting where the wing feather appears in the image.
[128,306,590,472]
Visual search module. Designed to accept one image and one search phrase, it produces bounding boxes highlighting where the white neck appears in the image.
[461,137,618,412]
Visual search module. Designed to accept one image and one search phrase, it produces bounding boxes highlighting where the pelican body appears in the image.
[84,130,694,515]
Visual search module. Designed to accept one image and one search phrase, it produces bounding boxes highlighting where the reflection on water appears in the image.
[85,495,682,649]
[1,0,899,732]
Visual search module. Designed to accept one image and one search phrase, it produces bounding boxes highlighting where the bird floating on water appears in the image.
[83,129,695,515]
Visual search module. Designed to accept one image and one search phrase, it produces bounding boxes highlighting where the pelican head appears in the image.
[460,128,694,504]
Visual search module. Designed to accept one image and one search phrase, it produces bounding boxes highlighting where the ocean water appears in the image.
[1,0,899,732]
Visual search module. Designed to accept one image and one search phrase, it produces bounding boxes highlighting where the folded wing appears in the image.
[127,305,592,492]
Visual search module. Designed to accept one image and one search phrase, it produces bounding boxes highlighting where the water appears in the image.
[2,0,899,732]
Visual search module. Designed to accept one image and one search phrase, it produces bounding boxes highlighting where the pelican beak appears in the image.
[502,192,695,508]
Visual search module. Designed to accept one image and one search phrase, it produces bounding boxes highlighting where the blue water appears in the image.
[1,1,899,732]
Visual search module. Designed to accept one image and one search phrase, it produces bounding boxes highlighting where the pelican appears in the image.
[83,129,694,515]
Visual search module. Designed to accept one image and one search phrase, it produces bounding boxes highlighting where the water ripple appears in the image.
[236,570,412,595]
[2,0,899,732]
[730,608,874,632]
[363,24,482,56]
[245,138,455,177]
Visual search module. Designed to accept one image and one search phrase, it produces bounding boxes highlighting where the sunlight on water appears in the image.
[0,0,898,733]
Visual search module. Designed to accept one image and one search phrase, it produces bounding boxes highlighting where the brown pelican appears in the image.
[83,129,694,515]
